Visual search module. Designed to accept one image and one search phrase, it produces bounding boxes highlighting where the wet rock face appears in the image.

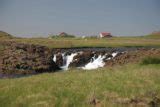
[69,51,94,67]
[1,42,159,75]
[0,43,59,74]
[55,53,63,66]
[52,50,118,69]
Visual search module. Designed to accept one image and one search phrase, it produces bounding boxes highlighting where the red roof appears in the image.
[100,32,111,35]
[60,32,66,35]
[100,32,112,37]
[59,32,68,36]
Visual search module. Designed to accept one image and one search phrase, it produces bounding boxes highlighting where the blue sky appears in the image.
[0,0,160,37]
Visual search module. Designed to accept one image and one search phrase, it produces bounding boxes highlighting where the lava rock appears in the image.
[0,43,60,74]
[55,53,63,66]
[69,51,94,67]
[105,49,160,66]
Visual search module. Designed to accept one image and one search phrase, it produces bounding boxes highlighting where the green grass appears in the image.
[145,34,160,39]
[0,45,6,55]
[141,57,160,65]
[1,31,160,48]
[1,34,160,49]
[1,36,159,49]
[0,64,160,107]
[0,31,14,39]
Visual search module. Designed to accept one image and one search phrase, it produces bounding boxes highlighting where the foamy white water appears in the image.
[61,53,66,65]
[61,53,77,70]
[112,52,118,58]
[53,54,56,62]
[53,51,120,70]
[82,55,106,70]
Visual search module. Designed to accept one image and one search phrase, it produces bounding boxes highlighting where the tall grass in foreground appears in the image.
[0,64,160,107]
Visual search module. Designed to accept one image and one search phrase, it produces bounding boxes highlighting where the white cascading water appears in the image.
[53,51,119,70]
[61,53,77,70]
[53,54,56,62]
[61,53,66,65]
[82,55,106,70]
[112,52,118,58]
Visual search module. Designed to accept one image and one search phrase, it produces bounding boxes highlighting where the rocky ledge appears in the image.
[0,42,160,76]
[0,42,60,75]
[105,48,160,66]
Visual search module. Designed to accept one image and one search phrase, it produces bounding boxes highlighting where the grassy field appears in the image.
[1,35,160,48]
[0,64,160,107]
[0,31,160,48]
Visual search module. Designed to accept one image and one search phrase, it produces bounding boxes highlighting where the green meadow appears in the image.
[1,34,160,48]
[0,64,160,107]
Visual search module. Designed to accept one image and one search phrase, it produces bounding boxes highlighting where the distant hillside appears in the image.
[0,31,14,39]
[145,31,160,38]
[152,31,160,35]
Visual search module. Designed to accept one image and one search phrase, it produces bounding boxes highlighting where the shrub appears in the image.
[49,35,75,38]
[141,57,160,65]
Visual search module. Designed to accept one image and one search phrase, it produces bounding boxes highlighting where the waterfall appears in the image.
[53,51,120,70]
[53,54,56,62]
[82,55,106,70]
[112,52,118,58]
[60,53,77,70]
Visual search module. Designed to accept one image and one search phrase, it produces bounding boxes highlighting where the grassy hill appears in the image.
[146,34,160,38]
[0,31,14,39]
[143,31,160,38]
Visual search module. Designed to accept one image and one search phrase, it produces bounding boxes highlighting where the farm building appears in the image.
[59,32,68,37]
[58,32,75,38]
[99,32,112,38]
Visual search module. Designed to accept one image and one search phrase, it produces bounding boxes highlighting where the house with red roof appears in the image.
[59,32,68,36]
[99,32,112,38]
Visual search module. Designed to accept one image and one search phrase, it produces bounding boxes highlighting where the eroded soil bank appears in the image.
[0,41,160,78]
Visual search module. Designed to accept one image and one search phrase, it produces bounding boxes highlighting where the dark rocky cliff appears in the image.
[0,42,60,74]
